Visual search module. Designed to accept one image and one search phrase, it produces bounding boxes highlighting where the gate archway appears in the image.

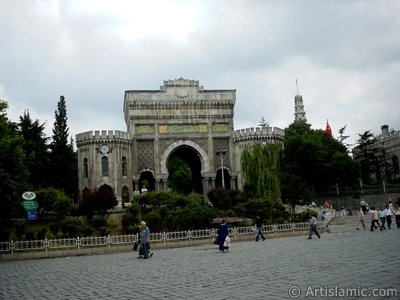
[167,145,203,194]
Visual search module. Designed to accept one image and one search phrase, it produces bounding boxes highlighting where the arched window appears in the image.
[102,156,109,177]
[83,158,88,178]
[122,157,127,176]
[121,186,129,203]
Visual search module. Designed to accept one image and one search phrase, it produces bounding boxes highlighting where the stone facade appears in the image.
[352,125,400,184]
[76,78,284,206]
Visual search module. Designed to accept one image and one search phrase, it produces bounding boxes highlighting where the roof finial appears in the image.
[296,78,299,95]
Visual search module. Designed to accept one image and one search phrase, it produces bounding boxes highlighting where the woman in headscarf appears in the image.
[217,220,229,252]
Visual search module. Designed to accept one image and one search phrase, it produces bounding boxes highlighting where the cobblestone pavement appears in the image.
[0,216,399,300]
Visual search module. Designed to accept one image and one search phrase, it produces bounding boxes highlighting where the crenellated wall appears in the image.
[233,126,285,146]
[76,130,133,146]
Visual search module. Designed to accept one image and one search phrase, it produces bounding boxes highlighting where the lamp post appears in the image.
[216,150,226,188]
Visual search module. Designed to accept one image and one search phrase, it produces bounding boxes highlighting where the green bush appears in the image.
[60,218,84,237]
[49,223,60,235]
[126,202,140,215]
[15,222,26,240]
[143,211,162,232]
[121,213,138,234]
[91,215,107,229]
[0,226,10,242]
[97,227,109,236]
[37,227,47,240]
[207,188,231,209]
[24,230,35,240]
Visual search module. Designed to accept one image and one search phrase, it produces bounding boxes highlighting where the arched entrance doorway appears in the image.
[167,146,203,194]
[139,170,155,192]
[215,168,231,189]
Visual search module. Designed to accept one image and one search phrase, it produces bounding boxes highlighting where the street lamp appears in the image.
[216,150,226,188]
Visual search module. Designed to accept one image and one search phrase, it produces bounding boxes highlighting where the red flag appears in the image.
[326,120,332,136]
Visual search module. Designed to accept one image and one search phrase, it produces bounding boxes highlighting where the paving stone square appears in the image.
[0,216,399,299]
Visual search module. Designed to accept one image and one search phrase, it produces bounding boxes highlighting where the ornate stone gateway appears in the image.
[76,78,284,206]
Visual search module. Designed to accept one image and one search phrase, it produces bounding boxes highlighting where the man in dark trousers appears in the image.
[308,213,321,239]
[255,216,266,242]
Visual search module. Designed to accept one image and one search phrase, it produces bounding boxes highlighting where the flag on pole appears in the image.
[326,120,332,136]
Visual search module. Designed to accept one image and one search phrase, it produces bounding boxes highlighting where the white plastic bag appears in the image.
[223,235,230,248]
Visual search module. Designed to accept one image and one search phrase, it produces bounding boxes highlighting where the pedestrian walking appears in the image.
[369,207,380,232]
[307,213,321,239]
[378,207,386,230]
[394,204,400,229]
[139,221,150,259]
[360,199,367,215]
[255,216,266,242]
[357,207,366,230]
[217,220,229,252]
[340,203,347,216]
[386,200,394,229]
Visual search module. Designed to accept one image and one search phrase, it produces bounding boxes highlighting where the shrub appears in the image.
[49,223,60,236]
[143,211,162,232]
[24,230,35,240]
[207,188,231,209]
[60,218,84,237]
[15,222,26,240]
[37,228,47,240]
[0,226,10,242]
[121,213,138,234]
[91,215,107,229]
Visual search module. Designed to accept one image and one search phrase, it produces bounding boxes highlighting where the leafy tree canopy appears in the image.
[167,157,192,195]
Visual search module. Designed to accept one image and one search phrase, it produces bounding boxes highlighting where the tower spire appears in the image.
[294,79,307,122]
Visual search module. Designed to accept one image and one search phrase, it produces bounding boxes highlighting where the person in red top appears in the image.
[322,201,330,209]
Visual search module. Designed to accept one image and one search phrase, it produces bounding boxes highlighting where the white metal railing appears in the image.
[0,221,326,255]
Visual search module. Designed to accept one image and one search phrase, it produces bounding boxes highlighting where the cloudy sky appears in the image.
[1,0,399,148]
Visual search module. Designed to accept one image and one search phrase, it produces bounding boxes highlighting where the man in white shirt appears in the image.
[308,213,321,239]
[386,199,394,229]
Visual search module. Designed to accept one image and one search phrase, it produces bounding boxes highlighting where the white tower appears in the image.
[294,79,307,122]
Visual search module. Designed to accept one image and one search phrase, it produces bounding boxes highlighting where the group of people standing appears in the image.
[358,199,400,231]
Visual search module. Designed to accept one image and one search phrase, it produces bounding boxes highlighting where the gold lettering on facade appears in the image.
[159,124,208,134]
[136,125,154,134]
[212,124,229,133]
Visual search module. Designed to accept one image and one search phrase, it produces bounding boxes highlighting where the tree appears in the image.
[353,131,377,185]
[167,157,192,195]
[241,143,280,201]
[35,187,72,219]
[281,121,359,206]
[18,110,50,189]
[79,188,118,220]
[207,188,231,209]
[0,100,30,221]
[49,96,78,198]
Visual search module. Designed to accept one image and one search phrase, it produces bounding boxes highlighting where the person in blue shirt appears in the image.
[139,221,150,259]
[378,207,386,230]
[307,213,321,239]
